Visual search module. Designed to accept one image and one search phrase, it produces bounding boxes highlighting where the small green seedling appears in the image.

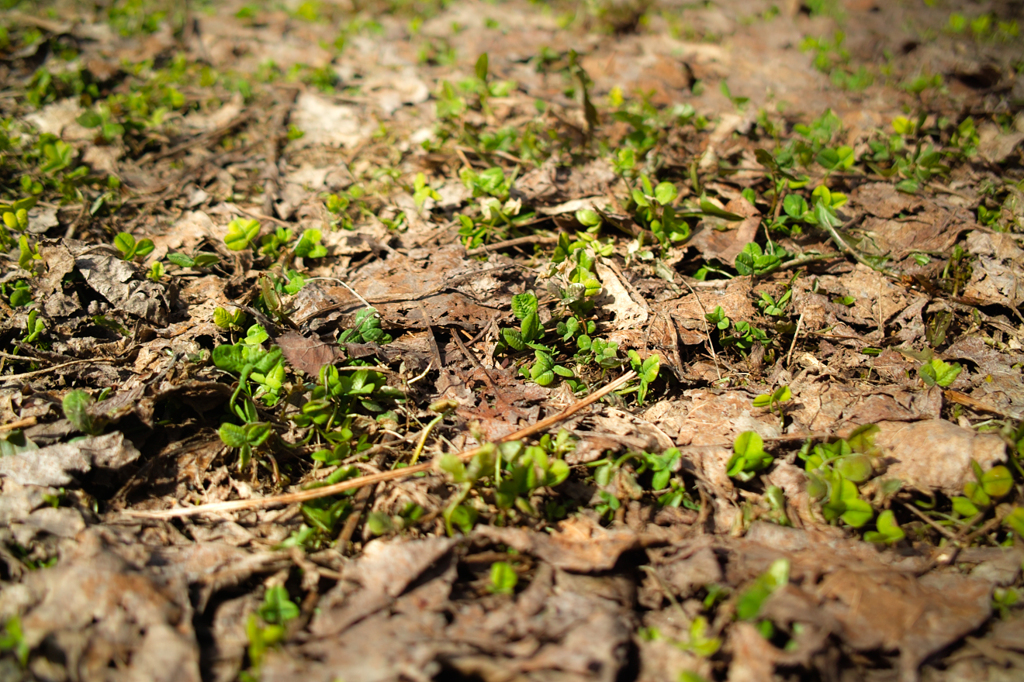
[7,280,34,307]
[575,207,602,232]
[488,561,518,595]
[821,474,874,528]
[736,558,789,621]
[440,446,493,534]
[863,509,905,544]
[753,385,792,422]
[646,447,681,492]
[167,250,221,269]
[22,310,45,344]
[630,174,691,248]
[258,585,300,625]
[242,586,299,682]
[918,357,962,387]
[675,616,721,657]
[0,616,29,667]
[1004,507,1024,538]
[734,241,791,277]
[413,172,441,207]
[62,389,104,435]
[627,350,660,405]
[18,236,42,273]
[214,306,246,331]
[336,307,392,344]
[146,261,163,282]
[244,323,270,346]
[218,421,272,470]
[953,462,1013,516]
[727,431,774,481]
[992,587,1020,619]
[525,349,573,386]
[259,227,293,258]
[294,229,327,258]
[113,232,155,261]
[757,289,791,317]
[502,291,544,351]
[213,340,286,416]
[224,217,261,251]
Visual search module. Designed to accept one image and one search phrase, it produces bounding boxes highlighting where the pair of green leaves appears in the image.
[734,241,789,277]
[736,558,789,621]
[527,350,573,386]
[726,431,774,481]
[627,350,660,405]
[753,385,792,412]
[952,461,1013,518]
[337,307,392,345]
[167,250,220,269]
[113,232,154,261]
[863,509,905,544]
[488,561,518,595]
[218,421,272,469]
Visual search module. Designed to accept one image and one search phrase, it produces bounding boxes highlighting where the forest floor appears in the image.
[1,0,1024,680]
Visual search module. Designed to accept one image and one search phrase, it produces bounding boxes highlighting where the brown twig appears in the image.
[899,500,958,541]
[0,416,37,432]
[0,358,117,385]
[122,370,637,519]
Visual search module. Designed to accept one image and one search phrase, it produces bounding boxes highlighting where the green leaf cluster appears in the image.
[952,461,1013,518]
[224,217,261,251]
[627,350,660,405]
[113,232,154,261]
[727,431,774,481]
[802,425,880,528]
[440,437,573,534]
[918,357,962,387]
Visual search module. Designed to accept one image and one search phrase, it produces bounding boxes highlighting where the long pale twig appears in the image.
[122,370,637,519]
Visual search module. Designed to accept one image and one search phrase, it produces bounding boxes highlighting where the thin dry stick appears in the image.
[899,500,958,541]
[785,310,805,368]
[0,416,37,432]
[123,370,637,519]
[0,358,116,384]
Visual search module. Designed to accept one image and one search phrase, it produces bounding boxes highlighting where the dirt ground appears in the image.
[1,0,1023,680]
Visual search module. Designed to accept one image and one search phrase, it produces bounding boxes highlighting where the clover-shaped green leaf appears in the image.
[294,229,327,258]
[224,217,261,251]
[864,509,905,544]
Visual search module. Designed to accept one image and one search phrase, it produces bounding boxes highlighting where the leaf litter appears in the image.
[1,1,1023,681]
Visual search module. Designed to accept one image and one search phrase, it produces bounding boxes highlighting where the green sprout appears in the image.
[113,232,155,261]
[726,431,774,481]
[863,510,905,544]
[918,357,962,387]
[488,561,518,595]
[224,217,261,251]
[62,389,105,436]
